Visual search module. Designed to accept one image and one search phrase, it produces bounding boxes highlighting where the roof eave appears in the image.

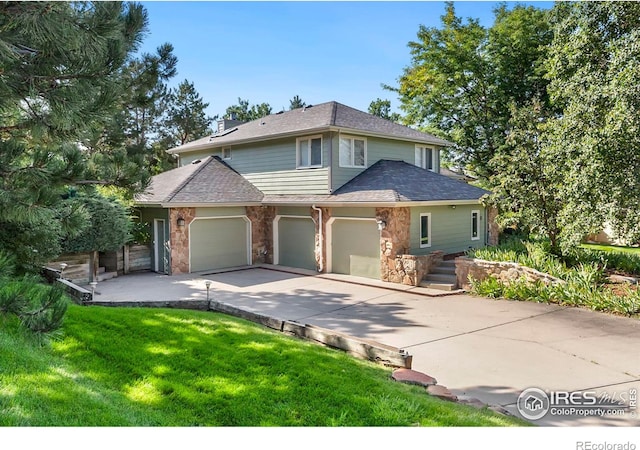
[328,126,452,147]
[262,198,484,207]
[167,126,333,155]
[158,201,263,208]
[168,126,452,155]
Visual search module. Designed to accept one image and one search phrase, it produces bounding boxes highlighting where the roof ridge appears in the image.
[330,101,338,126]
[166,156,216,202]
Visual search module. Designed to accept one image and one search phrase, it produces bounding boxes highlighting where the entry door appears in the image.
[154,219,167,273]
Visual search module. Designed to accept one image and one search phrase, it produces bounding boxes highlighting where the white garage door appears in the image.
[189,217,250,272]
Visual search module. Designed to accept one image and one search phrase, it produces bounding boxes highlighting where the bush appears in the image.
[63,194,132,253]
[468,237,572,279]
[470,270,640,317]
[0,251,69,340]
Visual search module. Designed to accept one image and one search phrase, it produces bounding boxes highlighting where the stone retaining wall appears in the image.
[386,251,444,286]
[455,256,563,290]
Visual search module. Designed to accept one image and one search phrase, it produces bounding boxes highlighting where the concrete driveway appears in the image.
[92,267,640,426]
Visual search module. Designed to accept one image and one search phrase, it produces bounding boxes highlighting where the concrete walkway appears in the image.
[90,267,640,426]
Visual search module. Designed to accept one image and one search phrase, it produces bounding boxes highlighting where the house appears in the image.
[135,101,494,286]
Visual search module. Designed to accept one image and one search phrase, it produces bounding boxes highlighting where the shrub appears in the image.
[62,194,132,253]
[0,251,69,340]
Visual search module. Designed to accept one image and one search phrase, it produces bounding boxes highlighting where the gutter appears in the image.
[168,125,450,155]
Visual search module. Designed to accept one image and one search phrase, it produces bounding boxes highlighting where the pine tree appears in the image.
[0,1,148,270]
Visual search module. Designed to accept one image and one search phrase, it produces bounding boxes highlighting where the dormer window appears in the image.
[297,135,322,168]
[415,145,437,172]
[339,135,366,168]
[222,147,231,160]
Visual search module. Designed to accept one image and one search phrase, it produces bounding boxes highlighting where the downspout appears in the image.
[328,132,333,193]
[311,204,324,272]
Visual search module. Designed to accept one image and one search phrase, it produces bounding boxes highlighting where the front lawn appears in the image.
[0,305,522,426]
[581,243,640,256]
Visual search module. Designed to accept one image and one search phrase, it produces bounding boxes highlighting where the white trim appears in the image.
[272,214,314,266]
[258,199,483,208]
[187,215,251,273]
[296,134,323,169]
[419,213,432,248]
[221,147,231,160]
[141,199,484,209]
[326,216,377,274]
[415,145,437,172]
[167,126,449,155]
[338,134,367,168]
[471,209,480,241]
[153,219,166,273]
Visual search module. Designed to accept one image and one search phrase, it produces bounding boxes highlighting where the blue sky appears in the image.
[138,1,552,118]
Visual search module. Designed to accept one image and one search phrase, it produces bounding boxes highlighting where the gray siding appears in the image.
[180,151,214,166]
[139,207,170,273]
[179,135,331,195]
[331,207,376,218]
[196,207,246,217]
[410,205,486,256]
[332,134,442,191]
[277,206,311,216]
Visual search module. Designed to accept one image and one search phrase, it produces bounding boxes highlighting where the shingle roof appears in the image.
[330,160,489,202]
[168,101,451,154]
[135,156,264,205]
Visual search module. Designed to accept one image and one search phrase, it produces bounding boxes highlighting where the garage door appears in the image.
[330,219,379,279]
[276,216,316,270]
[190,217,250,272]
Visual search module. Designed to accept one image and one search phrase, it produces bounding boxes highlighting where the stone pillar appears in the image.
[487,206,499,246]
[311,206,331,272]
[376,207,411,283]
[246,205,276,264]
[169,207,196,275]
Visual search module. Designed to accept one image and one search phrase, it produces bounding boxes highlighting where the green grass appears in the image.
[0,306,524,426]
[581,243,640,255]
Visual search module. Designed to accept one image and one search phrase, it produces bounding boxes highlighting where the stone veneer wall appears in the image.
[390,251,444,286]
[311,207,331,272]
[377,207,411,283]
[455,256,563,290]
[246,206,276,264]
[169,207,196,275]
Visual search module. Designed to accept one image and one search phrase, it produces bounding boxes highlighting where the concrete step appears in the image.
[423,273,457,284]
[432,266,456,275]
[97,271,117,282]
[420,281,457,291]
[440,260,456,267]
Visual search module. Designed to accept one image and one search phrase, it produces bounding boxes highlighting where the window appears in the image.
[222,148,231,160]
[297,135,322,168]
[420,213,431,248]
[471,210,480,241]
[415,145,437,172]
[339,135,366,168]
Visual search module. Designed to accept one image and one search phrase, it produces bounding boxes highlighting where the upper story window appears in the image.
[339,135,366,168]
[222,147,231,160]
[297,135,322,168]
[471,210,480,241]
[415,145,437,172]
